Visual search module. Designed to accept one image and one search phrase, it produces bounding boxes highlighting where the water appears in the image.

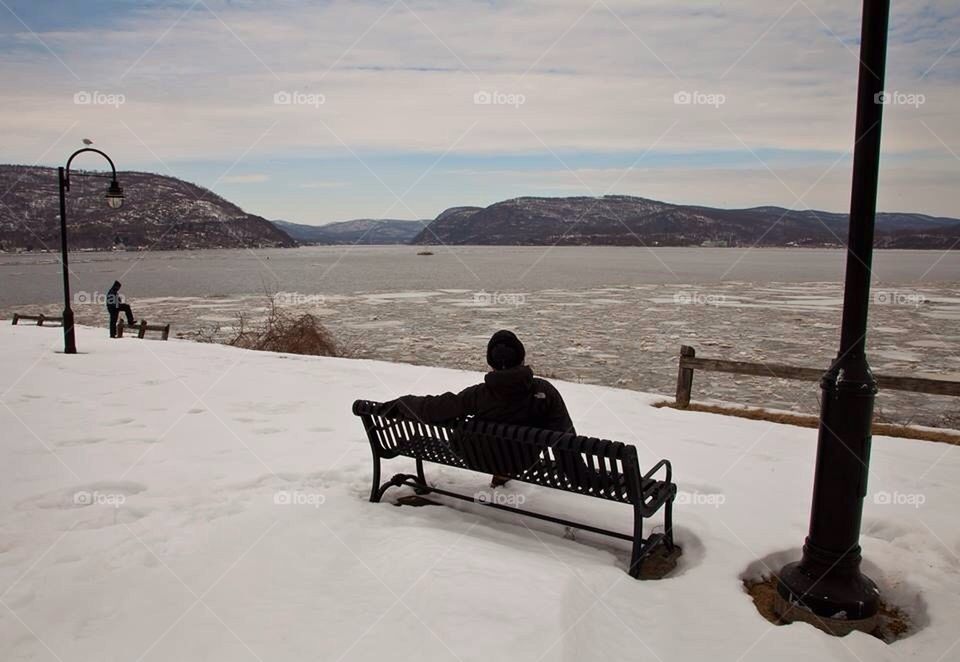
[2,246,958,428]
[2,246,959,305]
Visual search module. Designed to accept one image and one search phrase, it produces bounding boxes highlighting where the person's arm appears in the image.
[540,381,576,435]
[379,384,482,425]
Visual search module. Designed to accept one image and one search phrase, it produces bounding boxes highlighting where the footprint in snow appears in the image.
[56,436,109,447]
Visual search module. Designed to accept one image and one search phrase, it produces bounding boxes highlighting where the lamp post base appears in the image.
[62,307,77,354]
[775,557,879,635]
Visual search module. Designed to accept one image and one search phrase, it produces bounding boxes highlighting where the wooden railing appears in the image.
[675,345,960,408]
[117,320,171,340]
[12,313,63,327]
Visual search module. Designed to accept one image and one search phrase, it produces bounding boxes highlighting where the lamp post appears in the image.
[774,0,890,635]
[58,148,125,354]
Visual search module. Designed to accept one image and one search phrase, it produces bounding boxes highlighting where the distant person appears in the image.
[378,330,576,486]
[106,280,137,338]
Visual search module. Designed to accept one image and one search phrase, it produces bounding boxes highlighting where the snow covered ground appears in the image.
[1,323,958,661]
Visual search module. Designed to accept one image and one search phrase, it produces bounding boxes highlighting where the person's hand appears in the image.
[375,400,401,418]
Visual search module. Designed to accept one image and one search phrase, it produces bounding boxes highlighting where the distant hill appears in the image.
[411,195,960,248]
[0,165,295,251]
[273,218,427,245]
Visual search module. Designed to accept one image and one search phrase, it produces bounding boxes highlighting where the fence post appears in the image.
[676,345,696,408]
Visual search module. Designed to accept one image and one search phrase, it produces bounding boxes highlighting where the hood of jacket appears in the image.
[484,365,534,399]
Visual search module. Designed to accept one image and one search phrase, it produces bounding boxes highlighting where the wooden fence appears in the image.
[12,313,63,327]
[675,344,960,408]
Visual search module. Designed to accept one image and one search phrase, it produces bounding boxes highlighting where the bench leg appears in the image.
[664,494,675,551]
[414,458,429,495]
[369,452,383,502]
[629,505,644,579]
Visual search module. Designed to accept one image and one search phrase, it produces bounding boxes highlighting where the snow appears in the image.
[1,324,959,662]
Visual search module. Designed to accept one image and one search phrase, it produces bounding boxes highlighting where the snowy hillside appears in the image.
[0,165,296,251]
[273,218,427,245]
[1,324,958,661]
[411,195,960,248]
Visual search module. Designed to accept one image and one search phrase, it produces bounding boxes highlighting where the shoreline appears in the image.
[5,281,959,430]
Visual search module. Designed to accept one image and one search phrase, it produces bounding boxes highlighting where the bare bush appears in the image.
[227,296,338,357]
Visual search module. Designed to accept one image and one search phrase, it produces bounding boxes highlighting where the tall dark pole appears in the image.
[775,0,890,635]
[56,148,124,354]
[58,166,77,354]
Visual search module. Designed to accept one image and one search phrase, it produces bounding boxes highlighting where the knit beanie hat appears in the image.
[486,330,526,370]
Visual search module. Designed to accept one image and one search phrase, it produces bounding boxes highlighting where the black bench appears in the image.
[117,320,171,340]
[353,399,678,578]
[12,313,63,327]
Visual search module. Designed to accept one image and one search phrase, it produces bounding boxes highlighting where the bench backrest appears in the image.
[353,400,644,504]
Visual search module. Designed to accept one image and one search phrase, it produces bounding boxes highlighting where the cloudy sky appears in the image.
[1,0,958,224]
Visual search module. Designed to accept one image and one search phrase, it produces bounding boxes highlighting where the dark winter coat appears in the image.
[105,283,121,309]
[379,366,576,434]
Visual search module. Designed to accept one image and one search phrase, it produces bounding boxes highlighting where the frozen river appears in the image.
[2,246,959,427]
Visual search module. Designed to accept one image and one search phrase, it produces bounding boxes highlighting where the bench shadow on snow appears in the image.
[353,465,706,579]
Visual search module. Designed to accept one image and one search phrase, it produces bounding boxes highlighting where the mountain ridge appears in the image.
[0,165,295,251]
[411,195,960,248]
[273,218,426,245]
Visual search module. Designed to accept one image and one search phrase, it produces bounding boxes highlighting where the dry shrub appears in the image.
[230,306,338,357]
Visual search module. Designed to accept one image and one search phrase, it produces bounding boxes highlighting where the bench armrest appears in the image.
[643,459,672,486]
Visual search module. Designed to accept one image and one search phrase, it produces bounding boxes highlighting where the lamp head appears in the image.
[105,180,124,209]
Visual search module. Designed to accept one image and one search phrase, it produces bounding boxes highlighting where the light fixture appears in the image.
[106,180,124,209]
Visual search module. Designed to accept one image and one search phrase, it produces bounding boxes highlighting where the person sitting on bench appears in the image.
[379,330,576,486]
[106,280,137,338]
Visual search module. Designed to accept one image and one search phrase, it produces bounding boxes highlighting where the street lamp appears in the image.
[774,0,890,635]
[58,148,124,354]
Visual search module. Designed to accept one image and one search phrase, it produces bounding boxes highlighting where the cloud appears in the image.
[220,173,270,184]
[299,181,348,189]
[0,0,958,218]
